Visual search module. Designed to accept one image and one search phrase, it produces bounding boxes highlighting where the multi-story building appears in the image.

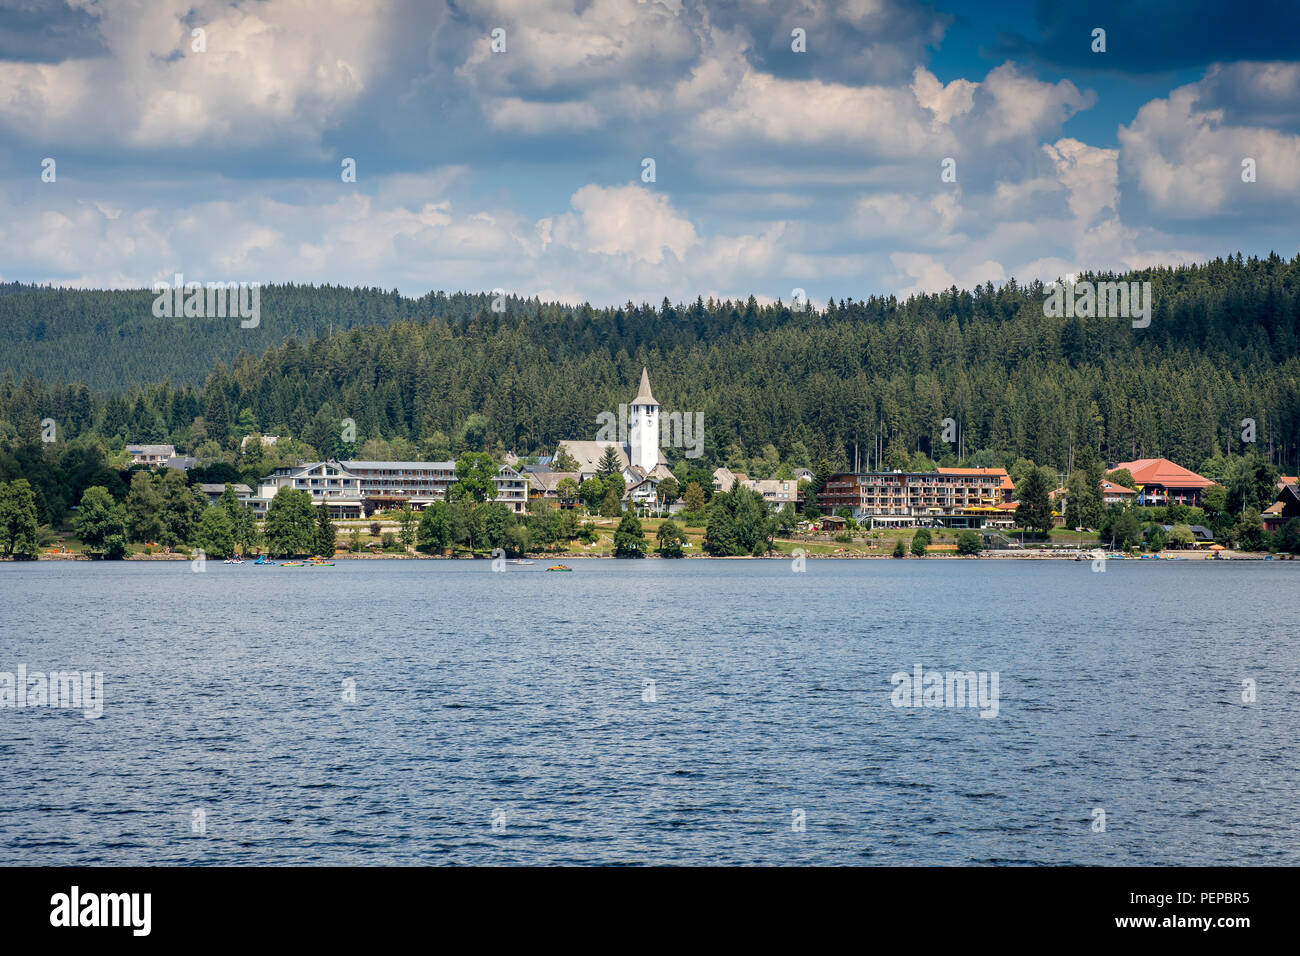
[746,478,798,508]
[126,444,176,466]
[255,461,365,518]
[818,470,1004,528]
[937,467,1016,504]
[492,464,530,515]
[340,459,457,510]
[253,459,529,517]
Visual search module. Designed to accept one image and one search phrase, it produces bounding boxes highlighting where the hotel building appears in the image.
[817,470,1008,528]
[253,459,529,517]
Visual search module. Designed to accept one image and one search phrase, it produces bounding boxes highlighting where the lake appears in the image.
[1,558,1297,865]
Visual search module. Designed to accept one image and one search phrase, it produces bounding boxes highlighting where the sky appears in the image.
[0,0,1297,305]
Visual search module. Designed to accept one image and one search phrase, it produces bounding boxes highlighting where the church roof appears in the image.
[556,440,628,475]
[632,366,658,406]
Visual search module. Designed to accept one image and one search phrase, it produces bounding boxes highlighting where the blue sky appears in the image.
[0,0,1296,305]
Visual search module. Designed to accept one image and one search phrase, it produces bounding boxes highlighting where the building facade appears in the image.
[126,444,176,466]
[253,459,529,517]
[818,470,1005,527]
[1111,458,1212,506]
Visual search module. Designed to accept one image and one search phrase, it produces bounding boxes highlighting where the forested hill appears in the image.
[1,253,1299,473]
[0,283,515,390]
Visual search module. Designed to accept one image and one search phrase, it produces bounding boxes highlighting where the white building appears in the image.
[628,366,660,474]
[255,461,364,517]
[252,458,530,517]
[556,368,674,490]
[126,444,176,466]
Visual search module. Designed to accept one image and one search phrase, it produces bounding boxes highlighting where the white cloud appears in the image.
[0,0,382,151]
[1119,76,1300,217]
[553,184,698,265]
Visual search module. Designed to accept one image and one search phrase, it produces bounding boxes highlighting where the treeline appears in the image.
[0,283,517,390]
[2,253,1299,481]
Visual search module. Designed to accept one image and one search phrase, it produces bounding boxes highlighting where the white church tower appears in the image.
[628,366,660,472]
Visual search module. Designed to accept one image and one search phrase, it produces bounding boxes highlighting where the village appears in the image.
[70,368,1296,562]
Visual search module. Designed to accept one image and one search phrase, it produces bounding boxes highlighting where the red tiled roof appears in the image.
[1111,458,1212,489]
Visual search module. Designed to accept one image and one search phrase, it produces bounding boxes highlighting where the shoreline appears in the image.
[11,549,1291,562]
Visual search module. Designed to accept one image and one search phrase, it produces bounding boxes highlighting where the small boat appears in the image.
[253,555,276,566]
[545,564,573,572]
[308,561,335,567]
[223,557,243,564]
[281,561,305,567]
[507,559,534,566]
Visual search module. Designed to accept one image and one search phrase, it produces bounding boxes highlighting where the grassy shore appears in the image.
[19,519,1288,561]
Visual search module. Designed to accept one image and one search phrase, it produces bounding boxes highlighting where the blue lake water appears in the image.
[1,558,1297,865]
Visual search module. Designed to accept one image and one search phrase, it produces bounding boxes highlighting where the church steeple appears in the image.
[632,366,658,407]
[628,367,660,473]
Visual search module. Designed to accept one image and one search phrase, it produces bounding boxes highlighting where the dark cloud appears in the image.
[0,0,106,61]
[989,0,1300,73]
[708,0,951,84]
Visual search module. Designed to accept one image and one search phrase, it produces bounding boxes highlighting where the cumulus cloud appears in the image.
[0,1,1289,306]
[0,0,382,151]
[1119,72,1300,217]
[552,184,698,265]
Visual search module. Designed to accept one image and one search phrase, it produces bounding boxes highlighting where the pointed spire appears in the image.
[632,366,658,406]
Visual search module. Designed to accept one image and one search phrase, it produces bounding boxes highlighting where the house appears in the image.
[164,455,197,471]
[528,471,580,507]
[1111,458,1213,507]
[744,478,798,509]
[1159,524,1215,546]
[1099,479,1138,505]
[626,473,662,508]
[493,464,530,515]
[127,444,176,466]
[198,483,253,506]
[793,468,814,482]
[819,515,847,532]
[708,467,798,510]
[1050,478,1136,524]
[712,466,746,493]
[1262,483,1300,532]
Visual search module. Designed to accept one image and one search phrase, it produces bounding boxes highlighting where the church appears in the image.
[553,367,675,505]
